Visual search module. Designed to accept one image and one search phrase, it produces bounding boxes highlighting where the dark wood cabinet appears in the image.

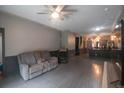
[0,64,3,77]
[50,49,68,63]
[89,49,121,59]
[58,50,68,63]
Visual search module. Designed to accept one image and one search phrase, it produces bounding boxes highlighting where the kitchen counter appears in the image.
[89,49,121,59]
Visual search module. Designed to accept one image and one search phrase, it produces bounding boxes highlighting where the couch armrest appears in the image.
[19,64,29,80]
[50,57,58,65]
[51,57,58,60]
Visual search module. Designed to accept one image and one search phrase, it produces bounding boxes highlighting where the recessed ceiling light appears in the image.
[104,8,109,12]
[96,27,100,31]
[104,8,108,12]
[95,26,104,31]
[115,24,119,28]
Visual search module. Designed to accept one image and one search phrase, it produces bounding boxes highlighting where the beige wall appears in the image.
[61,31,68,49]
[0,12,61,56]
[61,31,75,50]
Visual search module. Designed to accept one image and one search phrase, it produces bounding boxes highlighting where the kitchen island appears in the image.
[89,48,121,59]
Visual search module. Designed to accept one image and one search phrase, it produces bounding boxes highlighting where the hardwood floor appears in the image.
[0,54,106,88]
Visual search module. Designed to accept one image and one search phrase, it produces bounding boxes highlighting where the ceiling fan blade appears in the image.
[45,5,55,12]
[59,15,64,20]
[63,9,77,12]
[61,12,73,15]
[37,12,49,14]
[60,17,64,20]
[55,5,65,12]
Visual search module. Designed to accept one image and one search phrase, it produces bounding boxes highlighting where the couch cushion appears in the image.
[33,51,42,61]
[49,57,58,68]
[20,52,36,65]
[42,61,51,71]
[49,57,58,63]
[37,58,46,64]
[50,57,58,61]
[42,51,51,60]
[29,63,43,74]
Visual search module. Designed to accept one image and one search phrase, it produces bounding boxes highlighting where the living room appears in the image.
[0,4,124,89]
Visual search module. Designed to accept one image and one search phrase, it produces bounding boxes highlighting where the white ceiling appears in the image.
[0,5,123,34]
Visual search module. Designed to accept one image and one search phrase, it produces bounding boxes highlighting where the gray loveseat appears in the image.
[17,51,58,80]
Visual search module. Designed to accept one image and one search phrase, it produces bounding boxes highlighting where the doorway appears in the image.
[75,37,80,55]
[0,28,5,77]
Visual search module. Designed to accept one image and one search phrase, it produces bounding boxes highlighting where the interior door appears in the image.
[0,28,5,77]
[75,37,80,55]
[0,33,2,64]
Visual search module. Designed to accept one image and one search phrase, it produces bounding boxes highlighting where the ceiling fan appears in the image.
[37,5,76,20]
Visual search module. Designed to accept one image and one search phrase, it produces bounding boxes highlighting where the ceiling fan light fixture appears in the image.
[51,12,59,19]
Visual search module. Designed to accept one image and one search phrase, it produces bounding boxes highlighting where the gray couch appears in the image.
[17,51,58,80]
